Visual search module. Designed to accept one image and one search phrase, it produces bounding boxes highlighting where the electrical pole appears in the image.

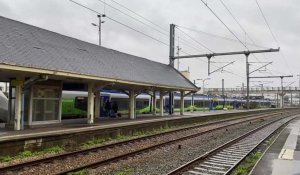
[281,77,284,108]
[259,83,264,108]
[176,37,181,70]
[298,74,300,107]
[192,80,195,110]
[291,92,293,106]
[173,48,279,110]
[250,75,293,109]
[245,53,250,109]
[222,79,225,108]
[276,93,279,108]
[169,24,175,115]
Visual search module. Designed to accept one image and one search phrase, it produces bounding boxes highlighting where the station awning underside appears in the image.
[0,16,198,92]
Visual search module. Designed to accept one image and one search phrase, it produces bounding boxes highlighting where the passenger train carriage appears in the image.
[0,89,272,122]
[61,90,271,119]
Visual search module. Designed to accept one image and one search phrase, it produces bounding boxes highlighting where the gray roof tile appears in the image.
[0,16,197,90]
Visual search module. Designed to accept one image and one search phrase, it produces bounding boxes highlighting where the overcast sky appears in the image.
[0,0,299,89]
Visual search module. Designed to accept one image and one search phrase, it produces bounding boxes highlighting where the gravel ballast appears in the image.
[89,114,293,175]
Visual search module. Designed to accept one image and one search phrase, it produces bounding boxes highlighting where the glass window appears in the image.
[32,86,60,122]
[32,99,59,121]
[33,87,60,98]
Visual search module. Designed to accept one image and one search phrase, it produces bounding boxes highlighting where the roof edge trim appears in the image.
[0,63,198,91]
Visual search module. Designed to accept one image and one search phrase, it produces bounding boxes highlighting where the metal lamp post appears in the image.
[92,14,106,46]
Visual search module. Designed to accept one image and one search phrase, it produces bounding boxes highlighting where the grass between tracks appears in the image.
[68,167,135,175]
[0,110,277,163]
[230,124,285,175]
[0,146,64,163]
[232,152,262,175]
[113,167,135,175]
[81,124,173,149]
[80,113,258,149]
[67,169,89,175]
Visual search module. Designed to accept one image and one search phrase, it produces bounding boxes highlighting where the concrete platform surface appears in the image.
[0,109,271,142]
[251,117,300,175]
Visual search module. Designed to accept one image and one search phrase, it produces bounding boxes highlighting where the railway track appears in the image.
[167,113,298,175]
[0,110,295,174]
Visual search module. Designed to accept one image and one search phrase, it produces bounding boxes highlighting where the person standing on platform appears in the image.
[104,100,111,117]
[112,102,119,118]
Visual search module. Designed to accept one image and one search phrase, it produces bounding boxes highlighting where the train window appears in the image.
[75,96,87,111]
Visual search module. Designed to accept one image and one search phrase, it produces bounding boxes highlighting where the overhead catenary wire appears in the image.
[175,26,214,53]
[175,26,243,77]
[70,0,211,71]
[177,38,207,53]
[109,0,169,33]
[96,0,169,37]
[97,0,214,57]
[176,25,274,76]
[255,0,292,75]
[175,25,247,78]
[200,0,276,78]
[176,25,274,77]
[98,0,208,55]
[219,0,270,64]
[177,25,268,49]
[255,0,278,46]
[200,0,248,50]
[69,0,169,46]
[180,50,245,79]
[71,0,256,80]
[219,0,256,45]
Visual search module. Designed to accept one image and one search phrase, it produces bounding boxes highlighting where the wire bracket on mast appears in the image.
[208,57,235,76]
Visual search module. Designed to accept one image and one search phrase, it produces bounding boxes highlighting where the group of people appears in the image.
[104,100,120,118]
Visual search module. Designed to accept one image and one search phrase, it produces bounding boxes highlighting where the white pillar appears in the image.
[191,93,194,113]
[129,89,135,119]
[160,91,164,117]
[87,82,95,124]
[281,95,284,108]
[180,91,184,115]
[95,90,101,118]
[14,84,22,130]
[152,90,156,115]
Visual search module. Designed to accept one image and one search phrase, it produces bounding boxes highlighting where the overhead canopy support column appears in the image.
[129,89,136,119]
[14,82,22,130]
[180,91,184,115]
[160,91,164,117]
[87,82,95,124]
[152,90,156,115]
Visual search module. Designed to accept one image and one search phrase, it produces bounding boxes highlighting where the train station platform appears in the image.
[250,117,300,175]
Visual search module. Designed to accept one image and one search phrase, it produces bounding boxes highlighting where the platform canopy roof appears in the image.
[0,16,198,91]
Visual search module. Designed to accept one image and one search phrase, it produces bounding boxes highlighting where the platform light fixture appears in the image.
[91,14,106,46]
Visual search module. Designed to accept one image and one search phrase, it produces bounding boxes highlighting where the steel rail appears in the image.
[0,110,291,174]
[167,113,297,175]
[57,111,293,174]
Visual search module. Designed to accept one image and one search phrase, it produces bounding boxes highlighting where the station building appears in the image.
[0,16,198,130]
